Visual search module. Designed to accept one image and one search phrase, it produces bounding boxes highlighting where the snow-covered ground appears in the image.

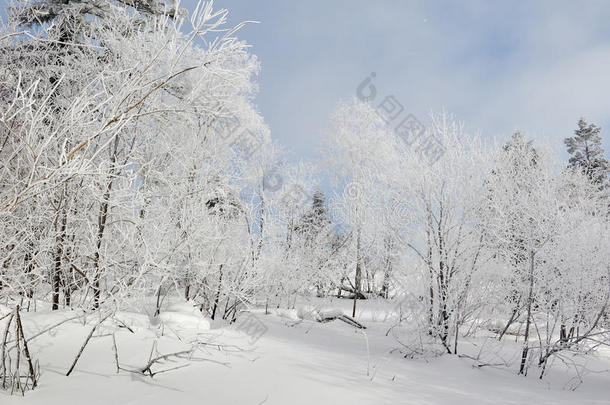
[3,298,609,405]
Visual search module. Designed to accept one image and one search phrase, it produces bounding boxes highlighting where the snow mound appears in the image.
[157,302,211,337]
[297,306,344,322]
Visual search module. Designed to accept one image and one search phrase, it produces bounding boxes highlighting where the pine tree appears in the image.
[295,190,330,243]
[290,190,333,296]
[503,131,539,166]
[565,118,609,186]
[11,0,181,27]
[484,131,541,342]
[500,131,540,266]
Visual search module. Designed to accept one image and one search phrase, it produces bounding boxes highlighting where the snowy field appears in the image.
[3,298,609,405]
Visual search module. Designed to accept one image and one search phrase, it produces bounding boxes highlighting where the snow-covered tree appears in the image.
[392,113,492,354]
[0,1,265,315]
[479,132,608,375]
[565,118,609,187]
[324,98,399,316]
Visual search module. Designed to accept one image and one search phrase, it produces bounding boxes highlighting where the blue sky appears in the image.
[203,0,610,162]
[1,0,608,162]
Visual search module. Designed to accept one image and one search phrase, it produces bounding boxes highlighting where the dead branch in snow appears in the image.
[65,312,112,376]
[111,333,120,374]
[140,349,194,377]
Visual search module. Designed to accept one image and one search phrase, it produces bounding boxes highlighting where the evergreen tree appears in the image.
[565,118,609,186]
[503,130,539,166]
[499,131,541,266]
[295,189,330,243]
[482,131,541,340]
[290,189,333,296]
[11,0,181,27]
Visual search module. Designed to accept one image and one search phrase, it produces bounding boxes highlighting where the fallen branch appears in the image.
[316,310,367,329]
[111,333,119,374]
[112,317,135,333]
[66,312,112,376]
[458,354,507,369]
[140,349,193,377]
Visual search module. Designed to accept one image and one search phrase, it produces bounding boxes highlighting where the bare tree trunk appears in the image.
[380,236,393,299]
[92,138,119,309]
[52,205,67,311]
[184,252,192,301]
[184,282,190,301]
[154,282,164,317]
[519,250,535,375]
[352,227,362,318]
[380,271,390,299]
[211,265,223,320]
[255,191,265,261]
[499,296,521,341]
[425,210,435,334]
[23,240,36,300]
[436,202,450,352]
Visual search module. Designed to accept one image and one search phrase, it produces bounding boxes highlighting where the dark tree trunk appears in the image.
[352,227,362,318]
[519,250,535,375]
[52,207,67,310]
[211,265,223,320]
[380,237,393,299]
[92,138,118,309]
[24,244,36,299]
[436,203,450,351]
[498,299,521,341]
